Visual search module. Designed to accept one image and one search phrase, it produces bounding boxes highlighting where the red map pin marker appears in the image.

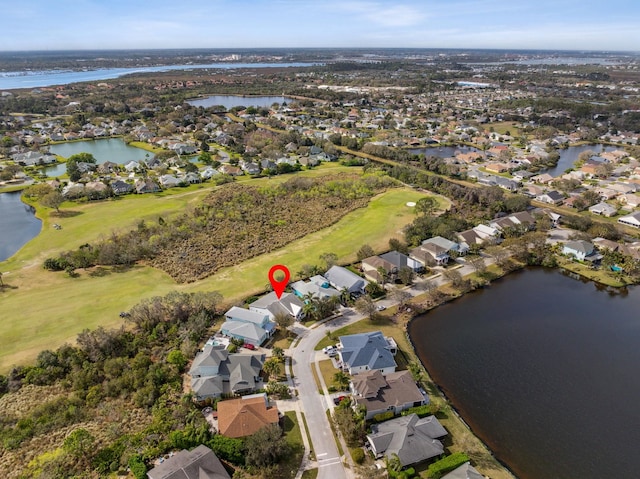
[268,264,290,299]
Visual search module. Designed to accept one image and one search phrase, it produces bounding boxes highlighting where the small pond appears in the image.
[0,191,41,262]
[187,95,289,109]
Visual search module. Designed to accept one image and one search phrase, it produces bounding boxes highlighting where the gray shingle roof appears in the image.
[189,345,265,399]
[441,462,484,479]
[324,265,368,292]
[339,331,397,372]
[367,414,447,467]
[147,444,230,479]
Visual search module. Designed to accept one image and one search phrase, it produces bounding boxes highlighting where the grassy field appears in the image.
[281,411,304,479]
[0,172,428,372]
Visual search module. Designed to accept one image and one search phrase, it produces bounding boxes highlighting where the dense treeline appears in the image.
[44,174,396,282]
[0,291,224,478]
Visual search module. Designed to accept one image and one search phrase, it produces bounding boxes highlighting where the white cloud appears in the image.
[330,1,427,27]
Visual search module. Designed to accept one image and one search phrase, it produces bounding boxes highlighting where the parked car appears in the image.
[376,304,386,311]
[243,343,256,350]
[323,345,338,357]
[333,395,347,406]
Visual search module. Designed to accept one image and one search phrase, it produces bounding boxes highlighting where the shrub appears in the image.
[426,452,470,479]
[401,404,434,418]
[350,447,365,464]
[43,257,69,271]
[208,434,245,465]
[128,455,147,479]
[372,411,395,423]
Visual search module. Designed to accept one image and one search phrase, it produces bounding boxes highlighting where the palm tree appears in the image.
[333,371,350,391]
[339,288,352,306]
[272,347,285,362]
[263,358,281,381]
[302,299,317,320]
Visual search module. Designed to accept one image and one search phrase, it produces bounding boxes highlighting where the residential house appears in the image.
[291,276,341,300]
[200,166,220,180]
[159,174,181,188]
[596,187,619,201]
[97,161,119,174]
[410,243,450,267]
[124,160,141,172]
[472,224,501,244]
[456,229,484,249]
[85,181,110,199]
[422,236,467,255]
[260,159,277,171]
[361,256,397,283]
[489,211,536,234]
[592,237,623,253]
[366,414,447,467]
[219,164,243,176]
[440,462,484,479]
[619,194,640,209]
[323,265,368,295]
[217,394,279,438]
[493,176,520,192]
[62,183,85,199]
[240,161,260,175]
[11,151,57,166]
[522,184,545,198]
[189,345,265,401]
[512,170,535,182]
[379,251,423,273]
[562,240,597,261]
[249,291,305,321]
[536,190,564,205]
[618,211,640,228]
[183,172,201,184]
[135,178,160,194]
[588,202,617,217]
[580,163,600,178]
[485,162,510,173]
[110,179,133,195]
[338,331,397,375]
[351,370,427,420]
[220,307,275,346]
[146,444,231,479]
[531,173,555,184]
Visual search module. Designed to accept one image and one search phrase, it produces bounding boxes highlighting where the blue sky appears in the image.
[2,0,638,51]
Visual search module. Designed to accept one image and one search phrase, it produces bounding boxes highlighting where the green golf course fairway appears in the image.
[0,181,435,372]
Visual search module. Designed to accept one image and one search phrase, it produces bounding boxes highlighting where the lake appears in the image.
[46,138,152,177]
[546,144,618,177]
[187,94,289,109]
[0,62,315,90]
[0,191,41,262]
[408,267,640,479]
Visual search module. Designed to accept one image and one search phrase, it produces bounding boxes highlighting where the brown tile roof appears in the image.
[217,396,279,438]
[353,370,424,412]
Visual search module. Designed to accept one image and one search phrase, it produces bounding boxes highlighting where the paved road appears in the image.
[287,252,500,478]
[289,309,366,479]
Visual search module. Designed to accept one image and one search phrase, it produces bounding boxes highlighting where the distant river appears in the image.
[409,268,640,479]
[0,62,315,90]
[0,191,41,262]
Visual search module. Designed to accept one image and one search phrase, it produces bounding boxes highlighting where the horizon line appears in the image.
[0,47,638,55]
